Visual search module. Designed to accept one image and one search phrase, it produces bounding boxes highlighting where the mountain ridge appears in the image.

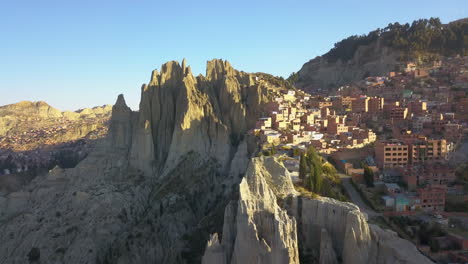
[294,17,467,91]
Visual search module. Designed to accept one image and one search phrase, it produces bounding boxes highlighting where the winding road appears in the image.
[339,173,380,218]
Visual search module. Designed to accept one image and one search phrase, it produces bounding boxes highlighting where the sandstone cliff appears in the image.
[203,157,432,264]
[128,59,274,176]
[0,59,277,264]
[202,156,300,264]
[0,59,432,264]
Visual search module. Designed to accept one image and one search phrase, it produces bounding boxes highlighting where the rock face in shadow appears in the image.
[0,59,275,264]
[203,157,432,264]
[319,228,338,264]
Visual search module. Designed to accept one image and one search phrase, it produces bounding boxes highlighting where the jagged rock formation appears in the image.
[0,59,277,264]
[129,59,273,175]
[203,157,432,264]
[0,59,432,264]
[202,156,300,264]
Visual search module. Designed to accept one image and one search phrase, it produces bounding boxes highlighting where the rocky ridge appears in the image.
[0,59,432,264]
[295,17,467,92]
[202,157,300,264]
[295,39,400,91]
[0,59,277,264]
[128,59,274,175]
[203,156,433,264]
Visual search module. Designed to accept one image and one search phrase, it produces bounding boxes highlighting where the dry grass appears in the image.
[294,184,320,199]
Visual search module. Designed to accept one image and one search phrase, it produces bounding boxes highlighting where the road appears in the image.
[339,173,380,218]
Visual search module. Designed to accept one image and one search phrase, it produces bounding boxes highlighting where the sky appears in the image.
[0,0,466,110]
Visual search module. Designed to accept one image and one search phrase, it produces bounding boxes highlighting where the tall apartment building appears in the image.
[351,97,370,113]
[389,107,408,120]
[341,96,357,110]
[368,97,384,112]
[383,101,408,120]
[408,100,427,115]
[375,141,409,168]
[408,138,448,165]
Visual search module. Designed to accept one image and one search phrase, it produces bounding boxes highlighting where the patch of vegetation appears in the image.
[363,165,375,188]
[446,201,468,212]
[294,184,319,199]
[350,180,379,211]
[390,216,450,251]
[286,72,299,85]
[299,147,323,193]
[324,17,467,63]
[262,143,277,156]
[455,163,468,182]
[255,72,295,89]
[297,147,346,201]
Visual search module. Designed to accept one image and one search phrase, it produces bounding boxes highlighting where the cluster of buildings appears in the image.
[323,57,468,262]
[0,118,108,151]
[0,116,109,176]
[341,57,468,214]
[254,57,467,216]
[254,57,468,262]
[253,90,377,154]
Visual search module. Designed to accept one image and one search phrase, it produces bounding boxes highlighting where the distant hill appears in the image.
[0,101,112,120]
[0,101,63,119]
[0,101,112,140]
[294,17,467,91]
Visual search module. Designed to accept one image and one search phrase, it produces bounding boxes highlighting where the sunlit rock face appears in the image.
[128,59,272,176]
[202,156,300,264]
[0,58,432,264]
[0,59,276,264]
[203,157,432,264]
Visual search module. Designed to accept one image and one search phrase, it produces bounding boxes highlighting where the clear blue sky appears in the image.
[0,0,465,110]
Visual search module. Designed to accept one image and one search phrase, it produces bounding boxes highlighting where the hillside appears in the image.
[0,59,431,264]
[294,17,467,91]
[0,101,113,194]
[0,101,112,144]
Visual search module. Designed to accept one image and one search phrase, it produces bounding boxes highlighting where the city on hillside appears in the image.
[1,3,467,263]
[253,55,468,262]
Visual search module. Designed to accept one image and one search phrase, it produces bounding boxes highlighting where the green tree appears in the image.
[299,153,308,180]
[271,144,277,155]
[304,146,323,193]
[312,162,323,193]
[363,166,374,187]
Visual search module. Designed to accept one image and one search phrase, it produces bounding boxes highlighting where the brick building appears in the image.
[417,185,447,211]
[351,97,370,113]
[368,97,385,112]
[407,138,448,165]
[408,100,427,115]
[375,141,409,168]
